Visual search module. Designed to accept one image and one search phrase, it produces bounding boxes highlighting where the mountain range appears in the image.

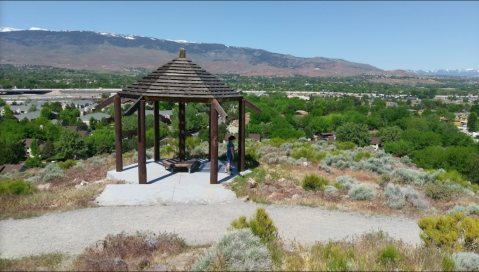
[0,27,475,78]
[406,69,479,77]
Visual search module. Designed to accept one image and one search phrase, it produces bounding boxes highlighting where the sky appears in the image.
[0,1,478,71]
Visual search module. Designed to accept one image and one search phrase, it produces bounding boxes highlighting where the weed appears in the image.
[442,255,455,271]
[379,245,401,263]
[0,179,34,195]
[301,174,329,192]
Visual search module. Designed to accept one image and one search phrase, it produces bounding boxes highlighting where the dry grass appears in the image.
[282,231,449,271]
[0,155,125,220]
[234,163,479,220]
[71,232,189,271]
[0,253,67,271]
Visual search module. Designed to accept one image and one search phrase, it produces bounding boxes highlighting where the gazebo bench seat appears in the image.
[162,159,201,174]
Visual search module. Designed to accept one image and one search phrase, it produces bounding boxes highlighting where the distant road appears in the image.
[0,88,121,95]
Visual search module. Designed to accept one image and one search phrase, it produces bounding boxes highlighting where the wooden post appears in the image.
[138,100,147,184]
[208,111,211,161]
[153,101,159,161]
[239,99,245,172]
[179,102,186,162]
[210,104,218,184]
[114,95,123,172]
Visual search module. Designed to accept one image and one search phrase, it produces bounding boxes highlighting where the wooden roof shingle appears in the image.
[118,49,243,102]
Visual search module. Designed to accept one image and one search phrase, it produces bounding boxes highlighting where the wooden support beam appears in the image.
[208,111,212,161]
[138,100,147,184]
[118,92,243,103]
[154,101,160,161]
[124,96,144,116]
[244,99,263,114]
[210,104,218,184]
[211,99,227,120]
[114,95,123,172]
[95,94,117,111]
[239,99,245,172]
[179,102,186,162]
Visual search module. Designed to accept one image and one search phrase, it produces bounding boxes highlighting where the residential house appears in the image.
[295,110,309,116]
[386,102,398,107]
[15,111,41,122]
[371,137,381,151]
[0,164,28,174]
[248,133,261,142]
[79,112,111,127]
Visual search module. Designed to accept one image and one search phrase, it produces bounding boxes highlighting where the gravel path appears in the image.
[0,202,421,258]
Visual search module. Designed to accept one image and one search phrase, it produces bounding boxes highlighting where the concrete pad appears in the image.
[96,159,240,206]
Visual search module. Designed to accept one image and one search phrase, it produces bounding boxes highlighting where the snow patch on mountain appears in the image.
[0,27,24,32]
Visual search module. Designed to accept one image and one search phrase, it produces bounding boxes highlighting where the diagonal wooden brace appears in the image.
[94,94,117,111]
[211,99,227,119]
[124,96,144,116]
[244,99,263,114]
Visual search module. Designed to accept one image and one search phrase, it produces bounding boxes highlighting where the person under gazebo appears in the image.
[225,135,236,175]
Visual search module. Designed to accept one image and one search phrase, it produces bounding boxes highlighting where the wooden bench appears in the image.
[162,159,201,174]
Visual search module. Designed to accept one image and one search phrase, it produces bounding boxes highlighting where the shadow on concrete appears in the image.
[147,171,178,184]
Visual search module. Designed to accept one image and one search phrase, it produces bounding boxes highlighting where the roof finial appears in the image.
[179,48,186,58]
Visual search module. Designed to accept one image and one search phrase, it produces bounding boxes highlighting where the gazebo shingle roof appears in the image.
[119,50,243,102]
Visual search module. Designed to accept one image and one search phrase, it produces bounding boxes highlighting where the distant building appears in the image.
[79,112,111,126]
[370,137,381,151]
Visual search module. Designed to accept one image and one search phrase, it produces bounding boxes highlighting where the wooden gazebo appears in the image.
[95,48,262,184]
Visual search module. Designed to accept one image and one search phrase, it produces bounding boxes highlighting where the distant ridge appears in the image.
[406,69,479,77]
[0,27,387,77]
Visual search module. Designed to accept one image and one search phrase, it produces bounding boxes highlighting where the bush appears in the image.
[357,157,393,175]
[38,163,65,183]
[355,151,372,162]
[318,163,333,174]
[25,156,43,168]
[391,168,437,186]
[447,205,466,215]
[57,159,77,170]
[0,180,34,195]
[425,182,459,201]
[376,173,392,188]
[466,203,479,216]
[302,174,329,192]
[191,229,272,271]
[418,213,479,252]
[385,184,405,209]
[336,141,357,150]
[401,155,413,166]
[437,170,468,187]
[336,175,357,190]
[452,252,479,271]
[291,148,325,163]
[379,245,401,263]
[324,185,338,195]
[73,162,87,170]
[249,208,278,243]
[25,176,41,183]
[404,187,429,210]
[349,185,375,200]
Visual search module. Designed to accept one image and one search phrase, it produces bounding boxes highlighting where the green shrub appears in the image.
[425,182,459,201]
[385,184,405,210]
[122,152,135,158]
[0,180,34,195]
[230,215,249,230]
[38,163,65,183]
[73,161,87,170]
[267,138,287,148]
[436,170,468,187]
[376,173,392,187]
[418,213,479,252]
[291,148,325,163]
[336,141,357,150]
[355,151,372,162]
[379,245,401,263]
[191,229,272,271]
[57,159,77,170]
[333,182,343,189]
[302,174,329,192]
[443,255,455,271]
[349,185,375,200]
[25,156,43,168]
[400,155,413,166]
[249,208,278,243]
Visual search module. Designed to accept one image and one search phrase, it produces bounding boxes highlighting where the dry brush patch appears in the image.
[0,252,67,271]
[0,156,124,220]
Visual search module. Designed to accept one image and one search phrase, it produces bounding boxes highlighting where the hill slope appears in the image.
[0,29,383,76]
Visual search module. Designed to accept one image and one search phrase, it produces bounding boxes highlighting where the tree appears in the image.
[30,137,40,156]
[3,104,14,119]
[41,140,56,159]
[468,112,477,132]
[379,126,402,143]
[28,104,37,112]
[54,128,87,159]
[40,106,53,120]
[335,122,371,147]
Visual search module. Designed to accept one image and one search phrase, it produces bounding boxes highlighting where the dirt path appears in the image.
[0,202,421,258]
